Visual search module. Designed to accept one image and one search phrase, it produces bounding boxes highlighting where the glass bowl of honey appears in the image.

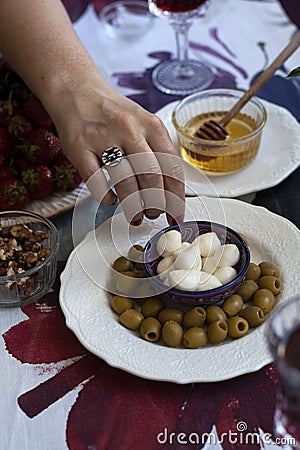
[172,89,267,174]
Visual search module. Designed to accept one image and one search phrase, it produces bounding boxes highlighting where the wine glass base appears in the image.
[152,60,214,95]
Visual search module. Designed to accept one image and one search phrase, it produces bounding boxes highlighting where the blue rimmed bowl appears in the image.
[142,221,250,306]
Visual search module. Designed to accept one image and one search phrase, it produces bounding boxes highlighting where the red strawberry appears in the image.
[0,165,15,182]
[21,165,55,200]
[8,115,32,140]
[15,156,34,173]
[0,98,22,126]
[0,126,16,157]
[53,157,82,191]
[23,95,53,130]
[25,129,62,165]
[0,179,29,210]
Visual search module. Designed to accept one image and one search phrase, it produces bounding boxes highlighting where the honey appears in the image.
[178,111,262,174]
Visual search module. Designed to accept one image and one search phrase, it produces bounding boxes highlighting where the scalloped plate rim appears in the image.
[59,197,300,383]
[24,182,90,218]
[156,98,300,198]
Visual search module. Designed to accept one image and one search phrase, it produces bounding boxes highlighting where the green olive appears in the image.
[239,305,265,327]
[120,270,137,277]
[111,295,134,314]
[236,279,259,302]
[253,288,275,313]
[140,317,161,342]
[162,320,183,347]
[127,244,144,260]
[116,271,140,296]
[222,294,243,317]
[245,263,261,281]
[206,305,226,324]
[207,320,228,344]
[183,307,206,328]
[257,276,282,295]
[183,327,208,349]
[134,262,145,271]
[258,261,279,277]
[158,307,184,325]
[113,256,133,273]
[227,316,249,338]
[119,308,144,330]
[127,244,144,270]
[133,270,147,278]
[141,297,165,317]
[239,232,249,246]
[127,245,144,270]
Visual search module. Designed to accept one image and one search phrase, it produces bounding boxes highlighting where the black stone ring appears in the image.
[101,146,125,167]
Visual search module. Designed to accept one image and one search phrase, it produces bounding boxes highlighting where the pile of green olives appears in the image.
[110,250,282,349]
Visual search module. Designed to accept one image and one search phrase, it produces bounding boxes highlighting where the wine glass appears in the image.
[148,0,214,95]
[268,296,300,449]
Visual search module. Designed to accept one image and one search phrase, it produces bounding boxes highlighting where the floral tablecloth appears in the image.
[1,1,300,449]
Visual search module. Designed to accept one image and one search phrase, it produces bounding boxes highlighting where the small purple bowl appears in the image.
[142,221,250,307]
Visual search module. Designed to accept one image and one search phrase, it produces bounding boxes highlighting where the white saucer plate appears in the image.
[156,99,300,197]
[59,197,300,383]
[25,183,90,218]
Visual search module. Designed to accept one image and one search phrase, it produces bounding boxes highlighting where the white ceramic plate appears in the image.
[156,99,300,197]
[59,197,300,383]
[24,183,90,218]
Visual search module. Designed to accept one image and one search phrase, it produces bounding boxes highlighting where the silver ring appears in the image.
[101,146,125,167]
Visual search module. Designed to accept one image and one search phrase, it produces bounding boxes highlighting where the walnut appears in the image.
[24,251,38,268]
[33,230,49,243]
[0,260,8,276]
[0,225,11,238]
[0,237,16,260]
[10,224,32,240]
[0,223,52,293]
[38,247,51,260]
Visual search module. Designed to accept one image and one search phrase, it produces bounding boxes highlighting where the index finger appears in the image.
[147,122,186,224]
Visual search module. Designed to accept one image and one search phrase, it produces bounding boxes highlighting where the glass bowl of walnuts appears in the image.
[0,210,59,307]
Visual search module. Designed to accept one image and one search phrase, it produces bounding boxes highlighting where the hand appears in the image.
[0,0,185,226]
[52,82,185,225]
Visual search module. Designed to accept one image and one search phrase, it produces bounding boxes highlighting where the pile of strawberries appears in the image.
[0,60,82,211]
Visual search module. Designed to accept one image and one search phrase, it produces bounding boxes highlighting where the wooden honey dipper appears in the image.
[196,30,300,140]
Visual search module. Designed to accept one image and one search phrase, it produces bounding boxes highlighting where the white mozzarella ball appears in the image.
[172,241,190,257]
[214,244,240,267]
[173,244,201,271]
[214,266,237,284]
[202,256,218,274]
[197,271,222,291]
[159,271,170,284]
[156,255,174,275]
[156,230,182,256]
[193,232,221,257]
[168,269,201,291]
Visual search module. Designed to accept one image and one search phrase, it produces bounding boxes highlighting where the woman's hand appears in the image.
[51,82,185,225]
[0,0,185,225]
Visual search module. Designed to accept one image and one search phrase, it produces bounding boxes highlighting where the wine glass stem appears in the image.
[169,15,193,63]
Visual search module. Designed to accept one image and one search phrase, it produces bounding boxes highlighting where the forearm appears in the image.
[0,0,111,113]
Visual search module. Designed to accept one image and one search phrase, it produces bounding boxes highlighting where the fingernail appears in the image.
[131,218,143,227]
[146,214,160,220]
[170,215,184,226]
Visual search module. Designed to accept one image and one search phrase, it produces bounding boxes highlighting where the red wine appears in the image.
[153,0,207,13]
[278,325,300,442]
[285,325,300,370]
